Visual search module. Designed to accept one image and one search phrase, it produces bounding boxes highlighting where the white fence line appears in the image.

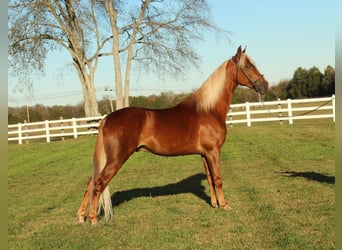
[8,95,335,144]
[227,95,335,127]
[8,116,105,145]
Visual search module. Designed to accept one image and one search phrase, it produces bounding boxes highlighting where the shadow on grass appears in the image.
[277,171,335,184]
[111,173,211,207]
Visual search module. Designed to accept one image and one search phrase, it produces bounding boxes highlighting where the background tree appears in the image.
[99,0,227,109]
[9,0,228,114]
[321,65,335,96]
[286,67,307,99]
[231,87,259,103]
[8,0,112,117]
[264,80,289,101]
[285,65,335,99]
[13,74,34,123]
[305,66,323,97]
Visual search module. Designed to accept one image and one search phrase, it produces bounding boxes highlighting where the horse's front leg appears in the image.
[202,156,218,208]
[77,177,92,224]
[204,150,229,209]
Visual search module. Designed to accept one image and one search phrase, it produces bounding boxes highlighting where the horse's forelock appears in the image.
[237,53,256,68]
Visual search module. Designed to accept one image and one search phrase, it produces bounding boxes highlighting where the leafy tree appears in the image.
[286,67,307,99]
[306,66,323,97]
[129,95,154,109]
[321,65,335,96]
[232,87,259,104]
[264,80,289,101]
[285,65,336,99]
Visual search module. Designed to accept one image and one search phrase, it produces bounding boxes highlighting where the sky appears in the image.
[8,0,335,107]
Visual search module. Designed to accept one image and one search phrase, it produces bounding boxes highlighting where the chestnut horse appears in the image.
[77,46,268,224]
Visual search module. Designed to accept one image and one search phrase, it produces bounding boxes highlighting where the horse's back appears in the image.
[101,104,227,156]
[103,105,197,133]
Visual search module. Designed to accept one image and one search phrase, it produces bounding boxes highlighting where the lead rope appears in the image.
[258,93,276,117]
[257,93,335,118]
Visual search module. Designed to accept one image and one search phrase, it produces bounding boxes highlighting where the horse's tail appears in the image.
[91,117,113,222]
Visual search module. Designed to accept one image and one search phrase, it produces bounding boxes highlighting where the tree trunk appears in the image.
[123,0,150,108]
[81,75,99,117]
[114,57,124,110]
[105,0,124,110]
[123,57,132,108]
[73,62,99,117]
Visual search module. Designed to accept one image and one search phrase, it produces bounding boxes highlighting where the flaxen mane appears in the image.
[184,60,228,112]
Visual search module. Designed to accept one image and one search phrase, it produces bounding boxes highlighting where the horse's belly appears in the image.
[136,108,201,156]
[138,129,200,156]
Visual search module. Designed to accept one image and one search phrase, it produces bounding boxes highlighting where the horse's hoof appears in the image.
[211,202,218,208]
[219,202,230,210]
[223,205,232,210]
[77,217,85,224]
[90,219,98,225]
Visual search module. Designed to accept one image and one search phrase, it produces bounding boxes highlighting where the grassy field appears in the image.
[8,120,335,249]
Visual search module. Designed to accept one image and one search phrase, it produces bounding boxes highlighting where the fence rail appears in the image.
[227,95,335,127]
[8,116,105,145]
[8,95,335,144]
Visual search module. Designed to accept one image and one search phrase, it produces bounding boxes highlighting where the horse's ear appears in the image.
[233,45,243,62]
[242,45,247,53]
[237,45,242,55]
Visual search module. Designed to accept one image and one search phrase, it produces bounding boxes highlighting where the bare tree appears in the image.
[8,0,112,117]
[99,0,228,109]
[9,0,228,114]
[14,73,34,123]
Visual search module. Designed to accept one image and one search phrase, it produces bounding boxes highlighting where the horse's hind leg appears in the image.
[88,158,126,224]
[77,177,92,224]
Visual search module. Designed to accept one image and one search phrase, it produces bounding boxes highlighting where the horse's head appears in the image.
[232,46,268,95]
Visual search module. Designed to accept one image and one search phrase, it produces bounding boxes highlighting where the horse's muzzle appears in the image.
[254,80,268,95]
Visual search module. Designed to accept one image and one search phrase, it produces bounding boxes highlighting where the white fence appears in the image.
[8,116,105,145]
[227,95,335,127]
[8,96,335,144]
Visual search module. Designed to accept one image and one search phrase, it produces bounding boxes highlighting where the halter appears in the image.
[231,56,264,90]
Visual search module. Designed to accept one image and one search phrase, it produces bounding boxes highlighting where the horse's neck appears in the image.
[217,79,237,121]
[177,61,236,122]
[183,60,237,121]
[214,73,237,122]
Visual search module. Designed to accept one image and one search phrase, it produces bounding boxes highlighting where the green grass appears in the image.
[8,120,335,249]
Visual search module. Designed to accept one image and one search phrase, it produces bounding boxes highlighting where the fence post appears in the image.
[18,122,22,145]
[60,116,65,141]
[45,120,50,143]
[332,94,335,122]
[278,98,283,125]
[72,118,78,139]
[228,107,233,127]
[246,102,251,127]
[24,120,29,144]
[287,99,293,125]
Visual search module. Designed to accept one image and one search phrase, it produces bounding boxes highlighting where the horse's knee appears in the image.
[214,177,223,189]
